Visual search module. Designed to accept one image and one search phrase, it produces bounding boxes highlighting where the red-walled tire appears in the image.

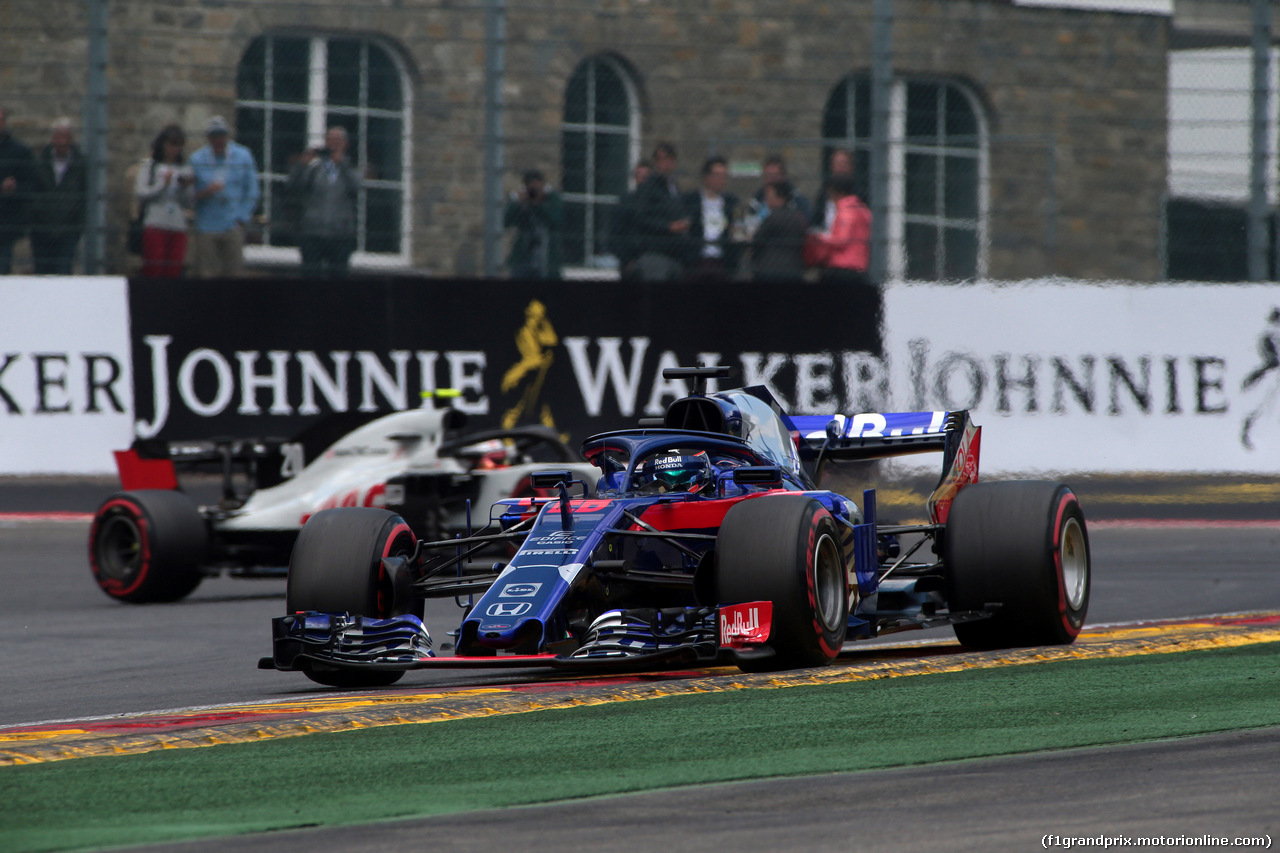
[945,481,1090,650]
[286,507,419,688]
[716,495,848,672]
[89,491,208,604]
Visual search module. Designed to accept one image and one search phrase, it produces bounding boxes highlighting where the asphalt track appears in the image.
[2,475,1278,730]
[1,476,1277,850]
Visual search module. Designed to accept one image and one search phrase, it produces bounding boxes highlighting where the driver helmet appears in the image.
[638,450,713,494]
[460,438,509,469]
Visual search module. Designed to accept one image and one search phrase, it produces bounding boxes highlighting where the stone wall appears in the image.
[0,0,1168,280]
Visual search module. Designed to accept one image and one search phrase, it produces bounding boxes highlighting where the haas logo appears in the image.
[299,482,387,526]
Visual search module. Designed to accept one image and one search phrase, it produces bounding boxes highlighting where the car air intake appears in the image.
[665,397,726,433]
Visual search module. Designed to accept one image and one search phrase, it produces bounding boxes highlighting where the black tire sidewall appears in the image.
[717,496,848,668]
[945,481,1090,648]
[286,507,417,618]
[88,491,206,603]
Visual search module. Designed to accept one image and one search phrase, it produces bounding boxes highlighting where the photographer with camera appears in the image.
[503,168,562,279]
[286,125,360,278]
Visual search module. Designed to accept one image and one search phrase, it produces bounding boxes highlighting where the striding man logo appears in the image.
[1240,307,1280,451]
[501,299,559,430]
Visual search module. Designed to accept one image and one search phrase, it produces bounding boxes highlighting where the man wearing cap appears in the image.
[190,115,260,277]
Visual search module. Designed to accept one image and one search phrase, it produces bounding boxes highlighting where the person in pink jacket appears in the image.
[804,173,871,287]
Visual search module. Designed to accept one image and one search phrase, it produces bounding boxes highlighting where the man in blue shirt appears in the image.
[190,115,260,277]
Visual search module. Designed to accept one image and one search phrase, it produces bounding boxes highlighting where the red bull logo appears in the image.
[719,601,772,648]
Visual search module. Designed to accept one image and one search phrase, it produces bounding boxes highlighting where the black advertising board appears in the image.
[127,277,883,444]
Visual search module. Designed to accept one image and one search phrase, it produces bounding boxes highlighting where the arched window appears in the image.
[236,35,412,266]
[823,75,987,281]
[560,55,641,269]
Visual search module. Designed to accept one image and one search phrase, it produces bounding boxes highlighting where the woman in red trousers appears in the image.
[134,124,194,277]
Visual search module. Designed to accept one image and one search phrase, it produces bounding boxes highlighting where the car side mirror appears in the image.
[530,470,573,490]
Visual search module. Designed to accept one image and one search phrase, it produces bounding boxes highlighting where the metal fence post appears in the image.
[1248,0,1271,282]
[82,0,108,274]
[870,0,893,285]
[482,0,506,278]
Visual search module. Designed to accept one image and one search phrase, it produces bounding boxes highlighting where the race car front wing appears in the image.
[260,601,775,674]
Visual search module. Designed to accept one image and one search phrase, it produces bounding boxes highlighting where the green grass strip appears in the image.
[3,642,1278,853]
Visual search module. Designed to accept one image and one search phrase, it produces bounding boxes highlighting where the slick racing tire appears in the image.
[287,508,420,688]
[944,481,1090,650]
[716,496,848,672]
[89,490,208,604]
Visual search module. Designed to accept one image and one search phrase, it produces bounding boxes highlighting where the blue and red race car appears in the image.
[261,366,1090,687]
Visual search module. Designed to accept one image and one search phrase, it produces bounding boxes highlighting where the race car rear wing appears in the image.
[788,409,981,524]
[117,436,291,498]
[789,410,959,461]
[114,410,392,496]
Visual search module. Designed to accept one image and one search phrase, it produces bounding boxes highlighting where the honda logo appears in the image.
[486,602,532,617]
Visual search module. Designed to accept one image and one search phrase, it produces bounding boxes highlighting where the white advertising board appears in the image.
[883,281,1280,475]
[0,277,133,475]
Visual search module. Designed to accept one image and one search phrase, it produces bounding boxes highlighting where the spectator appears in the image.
[751,153,811,227]
[750,179,808,281]
[0,106,35,274]
[502,168,563,279]
[812,147,855,233]
[287,126,361,278]
[29,118,88,275]
[804,173,872,287]
[682,155,741,281]
[631,141,692,281]
[190,115,260,278]
[608,159,651,281]
[134,124,194,278]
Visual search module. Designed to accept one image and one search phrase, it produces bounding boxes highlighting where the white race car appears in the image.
[89,398,596,603]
